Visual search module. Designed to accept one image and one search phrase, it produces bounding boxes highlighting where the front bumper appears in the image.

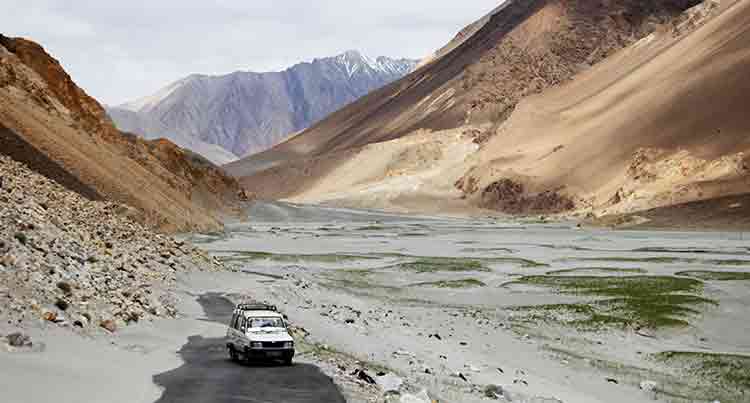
[245,348,295,359]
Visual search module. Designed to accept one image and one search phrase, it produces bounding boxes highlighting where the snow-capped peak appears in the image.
[334,50,417,78]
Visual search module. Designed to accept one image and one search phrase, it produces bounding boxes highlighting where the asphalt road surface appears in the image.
[153,294,346,403]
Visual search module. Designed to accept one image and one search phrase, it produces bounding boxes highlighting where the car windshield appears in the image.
[248,317,285,329]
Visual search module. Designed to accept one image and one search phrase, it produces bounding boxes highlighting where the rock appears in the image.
[452,372,469,382]
[6,332,31,347]
[483,384,504,399]
[465,364,481,372]
[399,390,432,403]
[639,380,658,392]
[42,311,57,322]
[352,369,376,385]
[100,319,117,333]
[56,281,74,295]
[376,373,404,393]
[1,254,16,268]
[55,298,69,311]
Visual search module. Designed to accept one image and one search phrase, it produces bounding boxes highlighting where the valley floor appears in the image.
[198,202,750,403]
[4,202,749,403]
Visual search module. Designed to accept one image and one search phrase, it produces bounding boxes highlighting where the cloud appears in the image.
[0,0,500,105]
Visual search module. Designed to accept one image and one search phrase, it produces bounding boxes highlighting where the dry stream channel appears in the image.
[189,202,750,403]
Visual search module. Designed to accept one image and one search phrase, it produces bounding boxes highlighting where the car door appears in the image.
[236,316,248,349]
[227,313,237,340]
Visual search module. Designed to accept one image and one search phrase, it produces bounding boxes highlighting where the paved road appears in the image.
[153,294,345,403]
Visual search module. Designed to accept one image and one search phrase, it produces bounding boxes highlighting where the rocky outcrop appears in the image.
[0,155,223,331]
[0,34,243,232]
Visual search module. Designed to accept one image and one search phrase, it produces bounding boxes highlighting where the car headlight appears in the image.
[283,342,294,349]
[251,342,263,348]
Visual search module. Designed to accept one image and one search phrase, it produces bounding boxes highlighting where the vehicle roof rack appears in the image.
[236,303,277,312]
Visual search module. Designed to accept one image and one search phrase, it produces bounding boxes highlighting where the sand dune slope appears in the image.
[239,0,750,227]
[228,0,705,180]
[458,0,750,217]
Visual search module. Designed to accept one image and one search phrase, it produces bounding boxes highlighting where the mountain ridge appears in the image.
[0,34,244,232]
[227,0,750,228]
[108,50,417,161]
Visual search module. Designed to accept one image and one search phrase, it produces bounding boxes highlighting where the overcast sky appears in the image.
[1,1,499,105]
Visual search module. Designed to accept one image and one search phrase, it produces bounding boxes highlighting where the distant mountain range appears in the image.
[108,51,417,164]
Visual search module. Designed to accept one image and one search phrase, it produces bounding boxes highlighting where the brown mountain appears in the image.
[458,0,750,220]
[227,0,706,180]
[227,0,750,228]
[0,35,243,232]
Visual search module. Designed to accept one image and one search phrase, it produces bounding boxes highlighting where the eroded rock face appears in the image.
[479,178,575,214]
[0,35,243,232]
[0,155,224,331]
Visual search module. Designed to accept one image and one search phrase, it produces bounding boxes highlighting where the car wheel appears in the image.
[244,348,254,364]
[284,356,293,366]
[228,346,239,362]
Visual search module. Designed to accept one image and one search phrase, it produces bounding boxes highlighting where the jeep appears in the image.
[226,304,295,365]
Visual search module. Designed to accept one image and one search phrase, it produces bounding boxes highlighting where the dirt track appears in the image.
[152,294,345,403]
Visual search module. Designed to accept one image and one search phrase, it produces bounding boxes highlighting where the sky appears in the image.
[1,1,499,106]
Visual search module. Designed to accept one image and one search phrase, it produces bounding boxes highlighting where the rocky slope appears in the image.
[108,51,417,160]
[230,0,750,227]
[0,34,244,232]
[227,0,706,179]
[0,155,223,335]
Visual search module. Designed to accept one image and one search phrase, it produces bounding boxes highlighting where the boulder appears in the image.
[100,319,117,333]
[483,384,504,399]
[6,332,31,347]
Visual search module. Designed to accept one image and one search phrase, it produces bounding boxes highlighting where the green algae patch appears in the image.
[508,275,715,329]
[676,270,750,281]
[395,258,489,273]
[410,279,487,289]
[654,351,750,401]
[546,267,647,275]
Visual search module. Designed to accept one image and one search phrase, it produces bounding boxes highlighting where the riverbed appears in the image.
[192,201,750,403]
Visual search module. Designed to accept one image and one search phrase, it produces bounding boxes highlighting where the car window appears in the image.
[249,318,285,328]
[230,313,238,329]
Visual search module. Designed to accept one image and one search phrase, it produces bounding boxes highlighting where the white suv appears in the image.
[226,304,295,365]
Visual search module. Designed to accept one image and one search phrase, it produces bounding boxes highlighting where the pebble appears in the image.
[639,380,658,392]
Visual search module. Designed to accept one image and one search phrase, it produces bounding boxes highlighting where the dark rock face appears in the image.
[109,51,417,159]
[480,178,575,214]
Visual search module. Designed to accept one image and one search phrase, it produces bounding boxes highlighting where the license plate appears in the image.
[267,351,282,357]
